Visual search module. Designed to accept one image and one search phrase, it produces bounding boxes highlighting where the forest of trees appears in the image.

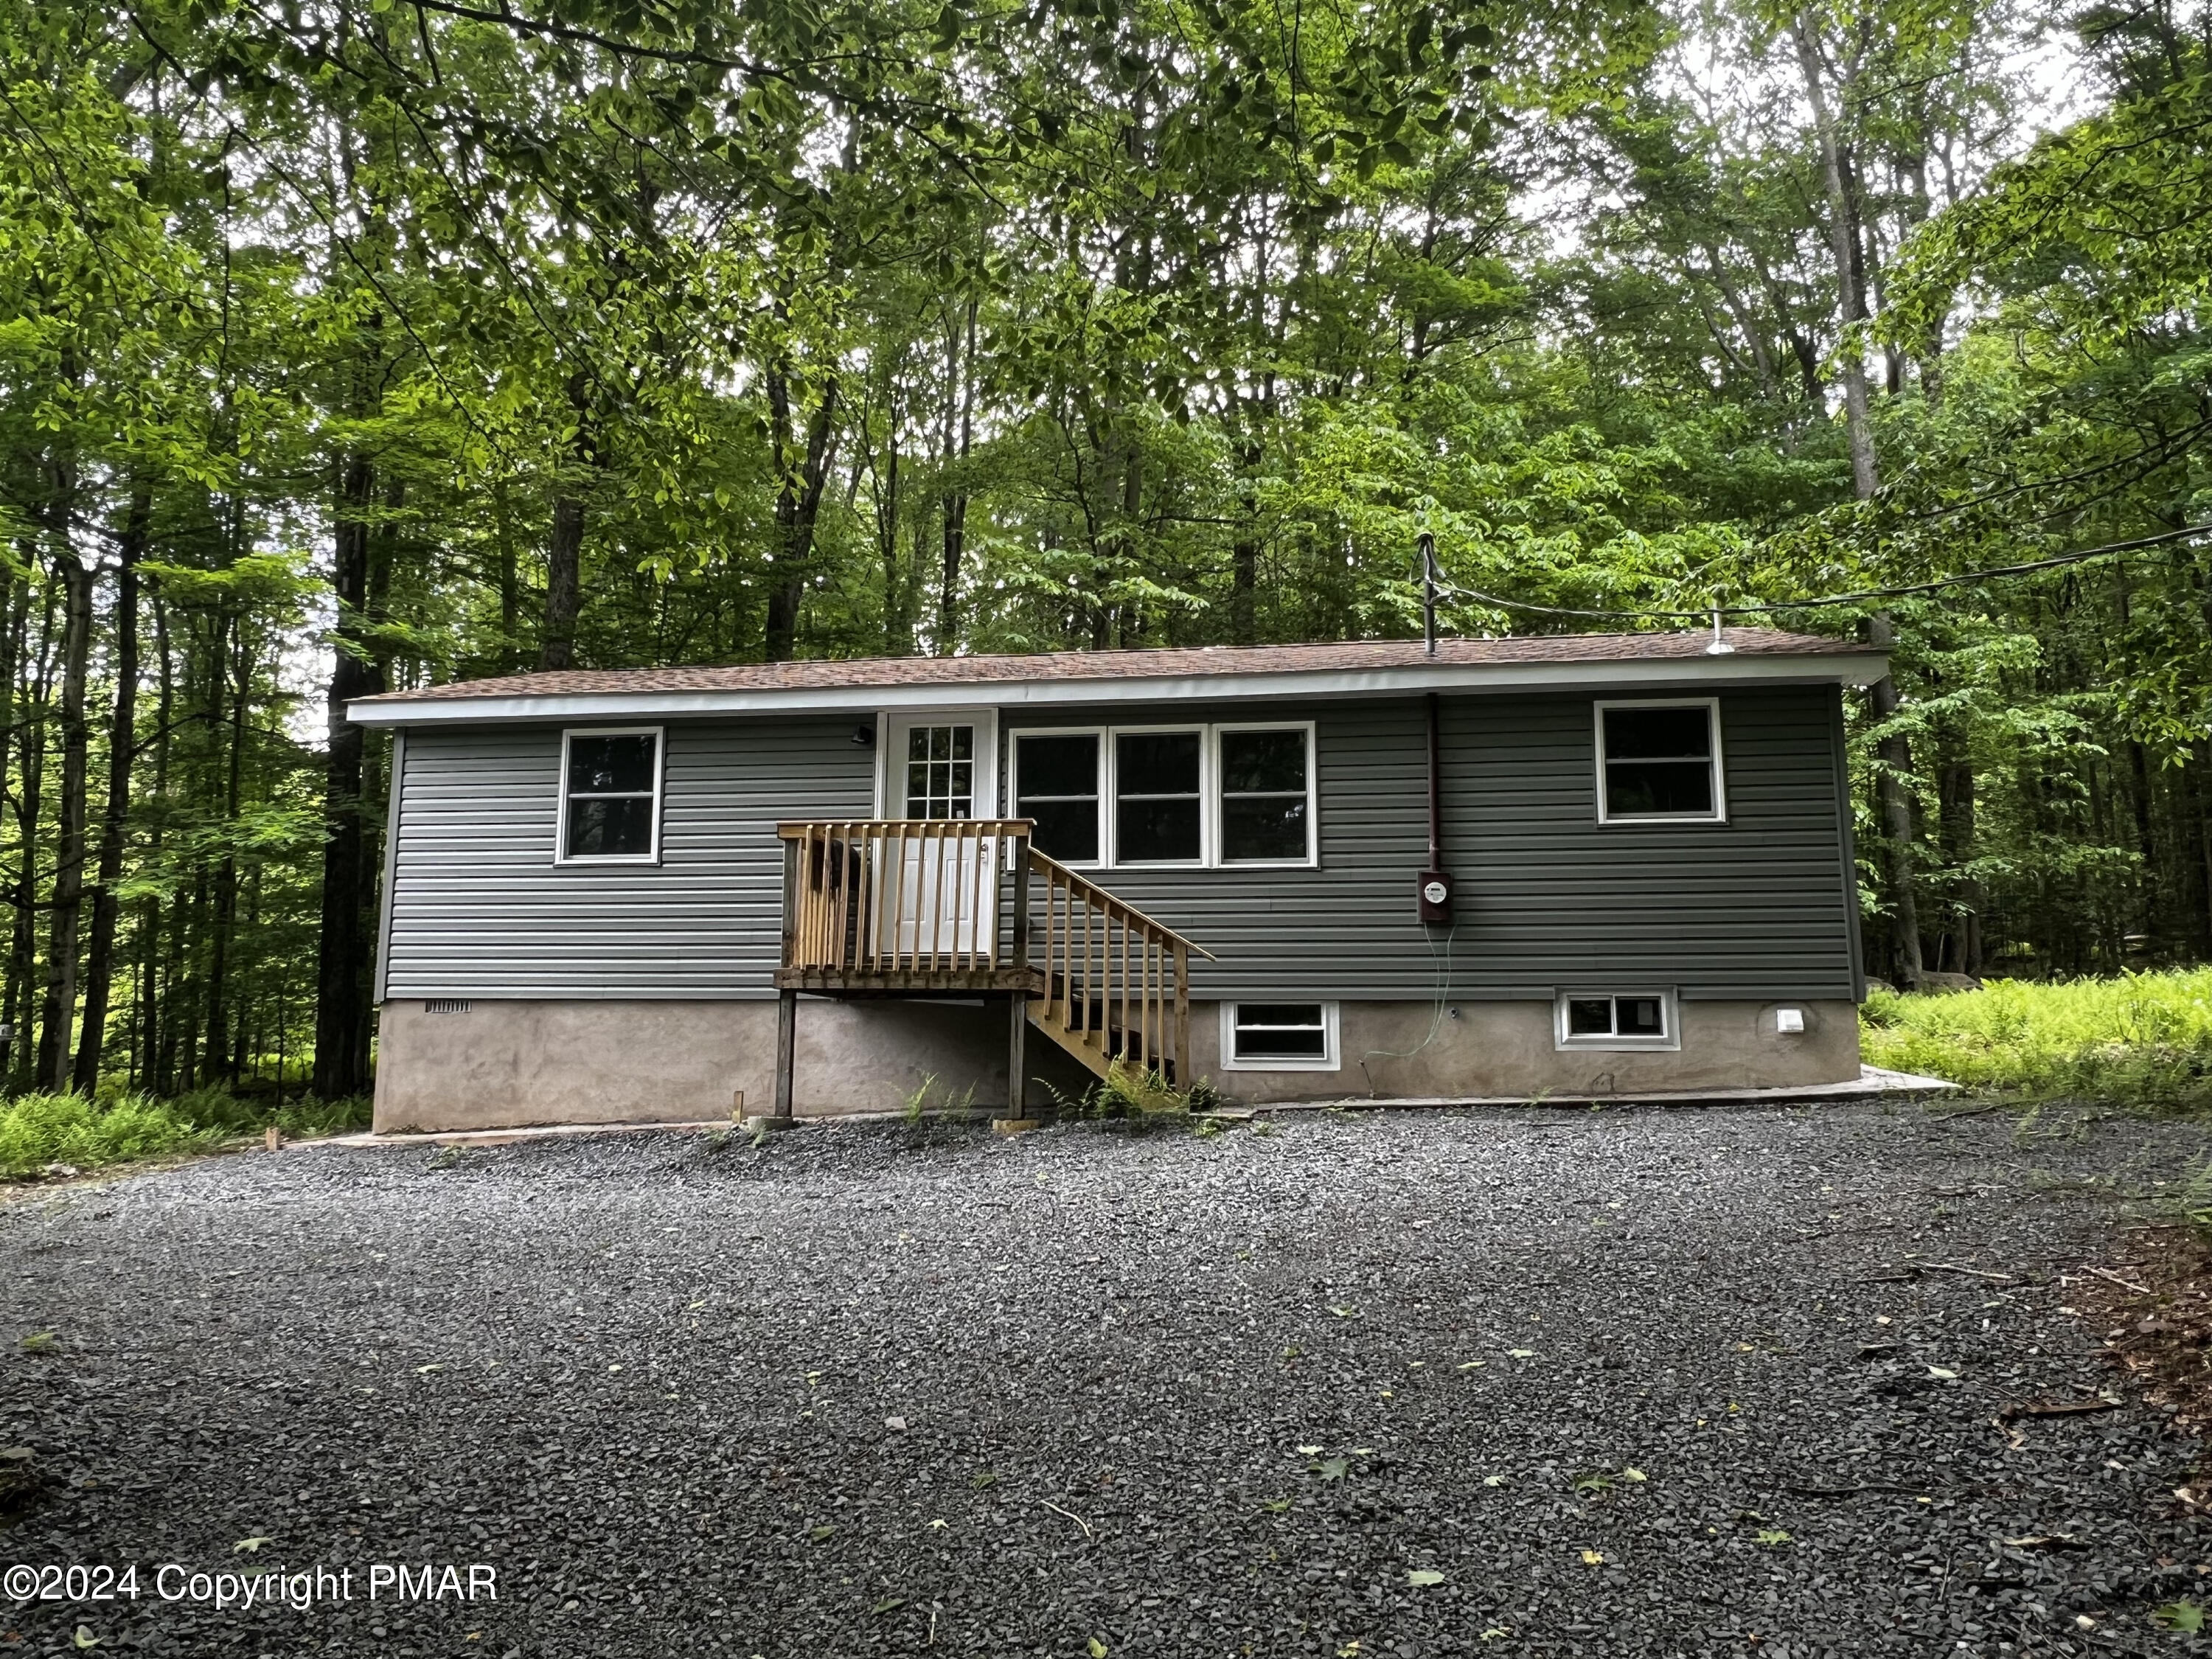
[2,0,2210,1100]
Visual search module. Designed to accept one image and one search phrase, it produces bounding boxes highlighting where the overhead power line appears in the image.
[1430,522,2212,622]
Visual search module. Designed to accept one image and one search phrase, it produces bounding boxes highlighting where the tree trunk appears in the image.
[540,373,594,672]
[35,549,92,1090]
[1793,13,1879,499]
[763,361,842,663]
[936,299,976,653]
[313,451,384,1099]
[1864,615,1923,985]
[72,481,147,1092]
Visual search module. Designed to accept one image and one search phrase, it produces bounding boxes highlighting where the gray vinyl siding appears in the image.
[1009,686,1857,1003]
[383,717,872,999]
[381,685,1857,1004]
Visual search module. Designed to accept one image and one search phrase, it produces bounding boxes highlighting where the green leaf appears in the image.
[2155,1599,2205,1632]
[1406,1568,1444,1587]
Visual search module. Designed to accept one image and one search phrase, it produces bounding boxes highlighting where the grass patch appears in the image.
[1861,968,2212,1112]
[0,1086,370,1180]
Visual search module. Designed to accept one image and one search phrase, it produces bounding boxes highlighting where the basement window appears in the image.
[559,727,663,863]
[1555,992,1677,1050]
[1220,1001,1339,1071]
[1595,700,1725,823]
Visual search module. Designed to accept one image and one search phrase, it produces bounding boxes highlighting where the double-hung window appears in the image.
[1012,722,1316,868]
[1114,730,1206,864]
[1595,700,1725,823]
[1013,731,1102,862]
[1216,726,1312,863]
[1221,1001,1339,1070]
[559,728,663,862]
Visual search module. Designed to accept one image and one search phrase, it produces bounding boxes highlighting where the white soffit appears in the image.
[349,651,1885,728]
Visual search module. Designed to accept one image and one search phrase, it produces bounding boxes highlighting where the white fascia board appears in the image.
[348,650,1885,728]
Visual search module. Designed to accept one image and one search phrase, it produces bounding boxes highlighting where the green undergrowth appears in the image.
[1861,968,2212,1113]
[0,1086,371,1180]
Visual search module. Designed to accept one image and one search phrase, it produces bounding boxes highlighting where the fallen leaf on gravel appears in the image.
[20,1332,55,1354]
[415,1363,444,1375]
[1456,1360,1486,1370]
[1481,1475,1508,1487]
[2001,1534,2084,1550]
[926,1518,947,1530]
[870,1596,903,1615]
[970,1471,998,1489]
[1927,1366,1959,1380]
[809,1526,835,1542]
[1507,1349,1535,1359]
[1088,1641,1108,1658]
[233,1537,272,1554]
[1756,1529,1792,1548]
[1312,1456,1349,1481]
[1478,1630,1510,1642]
[1406,1569,1444,1587]
[1328,1306,1359,1318]
[72,1627,97,1649]
[1623,1468,1647,1482]
[884,1416,907,1430]
[2154,1599,2205,1632]
[1579,1549,1604,1565]
[1296,1444,1323,1455]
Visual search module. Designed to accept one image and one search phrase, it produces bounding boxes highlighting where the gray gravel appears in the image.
[4,1100,2212,1657]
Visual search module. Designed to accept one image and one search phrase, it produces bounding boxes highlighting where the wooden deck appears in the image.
[770,818,1209,1123]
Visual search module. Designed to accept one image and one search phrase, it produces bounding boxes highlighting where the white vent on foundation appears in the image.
[425,999,470,1015]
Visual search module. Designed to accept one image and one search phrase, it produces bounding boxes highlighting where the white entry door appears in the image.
[881,715,998,961]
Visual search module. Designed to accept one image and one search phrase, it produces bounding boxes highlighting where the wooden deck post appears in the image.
[1173,941,1190,1088]
[772,989,797,1123]
[1006,832,1032,1116]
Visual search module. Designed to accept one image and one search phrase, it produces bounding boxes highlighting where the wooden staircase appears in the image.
[772,819,1211,1116]
[1026,851,1213,1084]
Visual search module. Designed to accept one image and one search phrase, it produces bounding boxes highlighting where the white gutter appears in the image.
[348,650,1885,728]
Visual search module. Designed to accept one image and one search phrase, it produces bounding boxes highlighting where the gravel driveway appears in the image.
[4,1102,2212,1658]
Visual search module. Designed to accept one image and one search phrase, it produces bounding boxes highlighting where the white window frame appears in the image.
[1107,723,1212,869]
[555,726,665,866]
[1211,720,1320,869]
[1593,698,1727,826]
[1006,721,1319,870]
[1009,726,1107,869]
[1219,1000,1340,1071]
[1554,990,1680,1052]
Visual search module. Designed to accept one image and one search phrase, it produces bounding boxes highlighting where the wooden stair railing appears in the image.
[1025,852,1214,1085]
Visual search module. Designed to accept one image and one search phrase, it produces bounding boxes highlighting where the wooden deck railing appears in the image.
[779,818,1034,979]
[1029,851,1214,1084]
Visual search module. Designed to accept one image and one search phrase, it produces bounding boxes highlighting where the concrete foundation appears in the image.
[1192,998,1860,1103]
[373,995,1861,1132]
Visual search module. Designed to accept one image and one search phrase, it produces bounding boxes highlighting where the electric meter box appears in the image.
[1416,869,1453,925]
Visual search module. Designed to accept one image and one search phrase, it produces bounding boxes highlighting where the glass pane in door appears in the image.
[904,724,976,818]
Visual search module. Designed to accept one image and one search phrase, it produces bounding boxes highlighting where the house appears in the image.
[347,628,1884,1133]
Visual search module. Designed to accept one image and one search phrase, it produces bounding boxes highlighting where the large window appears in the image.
[560,728,662,862]
[1013,731,1102,861]
[1555,991,1677,1050]
[1014,723,1316,868]
[1114,730,1205,863]
[1220,1001,1339,1071]
[1596,700,1725,823]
